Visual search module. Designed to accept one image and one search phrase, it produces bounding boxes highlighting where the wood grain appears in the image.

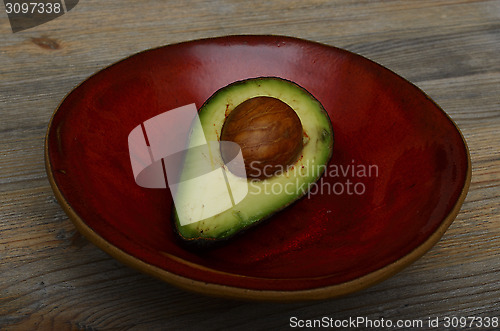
[1,0,499,330]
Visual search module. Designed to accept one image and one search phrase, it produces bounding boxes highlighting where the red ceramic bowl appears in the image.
[45,35,471,301]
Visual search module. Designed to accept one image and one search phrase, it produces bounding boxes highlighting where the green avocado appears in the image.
[172,77,334,248]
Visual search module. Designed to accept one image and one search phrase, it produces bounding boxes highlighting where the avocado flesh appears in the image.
[173,77,334,245]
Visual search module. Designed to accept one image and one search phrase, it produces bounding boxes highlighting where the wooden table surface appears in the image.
[1,0,499,330]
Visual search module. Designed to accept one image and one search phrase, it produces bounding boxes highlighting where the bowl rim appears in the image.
[44,34,472,302]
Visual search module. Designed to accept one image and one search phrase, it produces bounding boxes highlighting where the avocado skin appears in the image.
[172,77,334,250]
[171,206,269,251]
[171,208,226,251]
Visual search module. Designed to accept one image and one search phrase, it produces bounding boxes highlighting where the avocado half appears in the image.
[172,77,334,248]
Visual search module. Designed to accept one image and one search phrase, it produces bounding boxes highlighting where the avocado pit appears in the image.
[220,96,303,180]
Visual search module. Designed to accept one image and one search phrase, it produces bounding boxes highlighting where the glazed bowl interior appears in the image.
[45,35,470,301]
